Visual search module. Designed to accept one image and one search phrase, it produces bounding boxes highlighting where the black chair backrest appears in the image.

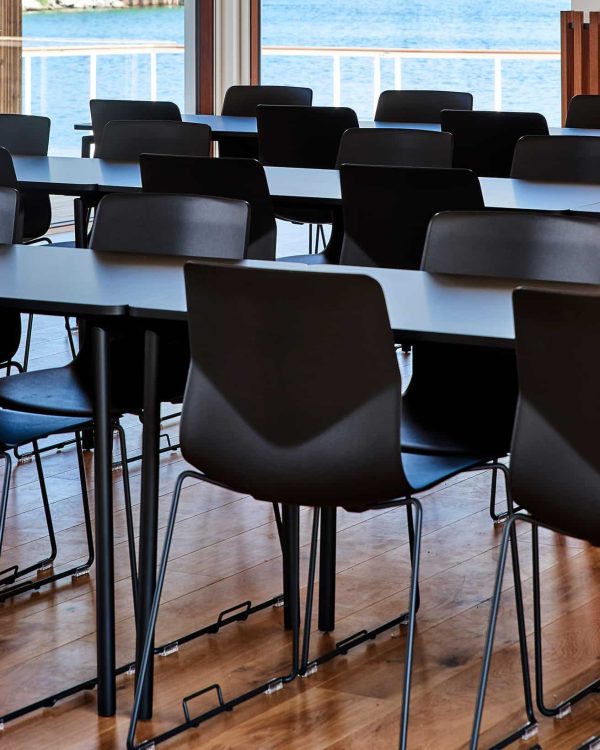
[257,105,359,168]
[375,90,473,123]
[220,85,314,159]
[89,193,249,259]
[0,186,19,244]
[222,85,313,116]
[140,154,275,261]
[95,121,211,161]
[90,99,181,148]
[565,94,600,128]
[181,262,408,507]
[511,287,600,545]
[339,164,484,270]
[336,128,453,168]
[0,116,51,240]
[510,135,600,182]
[440,110,549,177]
[422,210,600,282]
[0,114,50,156]
[0,184,22,363]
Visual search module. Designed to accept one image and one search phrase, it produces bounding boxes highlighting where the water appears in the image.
[22,1,564,154]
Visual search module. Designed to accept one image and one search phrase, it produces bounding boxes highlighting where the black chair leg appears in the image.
[398,496,422,750]
[531,523,600,718]
[0,434,96,601]
[23,313,34,372]
[405,502,421,614]
[127,478,300,750]
[75,432,94,576]
[308,223,314,254]
[0,452,13,558]
[272,502,284,553]
[470,515,538,749]
[300,507,321,674]
[115,422,138,620]
[65,316,77,358]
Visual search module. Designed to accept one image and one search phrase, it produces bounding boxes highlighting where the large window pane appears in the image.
[262,1,563,125]
[22,3,185,155]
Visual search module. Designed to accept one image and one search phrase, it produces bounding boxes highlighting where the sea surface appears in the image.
[22,1,564,153]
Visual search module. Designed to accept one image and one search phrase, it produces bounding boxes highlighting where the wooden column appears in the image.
[0,0,22,114]
[196,0,261,114]
[560,9,600,123]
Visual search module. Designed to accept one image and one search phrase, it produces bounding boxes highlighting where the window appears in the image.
[261,1,563,124]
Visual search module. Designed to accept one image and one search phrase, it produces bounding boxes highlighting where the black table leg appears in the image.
[318,506,336,632]
[136,329,161,720]
[282,505,300,631]
[92,325,116,716]
[74,198,87,248]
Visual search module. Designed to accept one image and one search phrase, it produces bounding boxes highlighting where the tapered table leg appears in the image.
[136,329,161,720]
[282,506,300,631]
[318,507,336,632]
[92,325,116,716]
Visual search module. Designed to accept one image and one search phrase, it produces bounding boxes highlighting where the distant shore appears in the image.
[23,0,183,11]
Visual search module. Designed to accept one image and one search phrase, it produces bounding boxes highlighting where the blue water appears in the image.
[23,1,564,153]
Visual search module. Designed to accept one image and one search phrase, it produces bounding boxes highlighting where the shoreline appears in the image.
[23,1,183,11]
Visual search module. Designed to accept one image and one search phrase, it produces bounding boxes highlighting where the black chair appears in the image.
[510,135,600,182]
[127,261,501,750]
[95,120,211,161]
[140,154,276,260]
[336,127,453,168]
[0,148,75,369]
[0,114,52,242]
[89,99,181,156]
[0,186,24,373]
[339,164,484,269]
[422,210,600,282]
[565,94,600,128]
[471,287,600,749]
[0,414,95,601]
[220,84,313,159]
[413,209,600,521]
[283,132,456,267]
[257,104,359,253]
[375,89,473,123]
[0,193,248,420]
[0,194,248,609]
[440,110,549,177]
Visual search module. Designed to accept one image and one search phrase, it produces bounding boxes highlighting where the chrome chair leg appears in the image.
[470,514,538,749]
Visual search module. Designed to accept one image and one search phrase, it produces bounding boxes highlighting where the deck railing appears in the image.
[262,46,561,111]
[17,41,561,114]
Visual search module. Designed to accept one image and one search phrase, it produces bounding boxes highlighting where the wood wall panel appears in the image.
[560,10,600,124]
[0,0,22,114]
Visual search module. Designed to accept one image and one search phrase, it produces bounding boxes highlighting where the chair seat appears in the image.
[0,408,90,450]
[402,450,493,493]
[400,397,510,458]
[281,252,332,265]
[0,363,98,417]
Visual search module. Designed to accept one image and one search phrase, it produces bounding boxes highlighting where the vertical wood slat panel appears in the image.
[197,0,214,113]
[560,10,600,126]
[0,0,22,114]
[249,0,261,85]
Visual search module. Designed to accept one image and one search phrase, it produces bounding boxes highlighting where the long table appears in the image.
[73,113,600,139]
[0,243,596,721]
[14,155,600,214]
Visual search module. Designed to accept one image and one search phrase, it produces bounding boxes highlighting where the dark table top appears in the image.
[15,156,600,211]
[127,258,595,349]
[0,243,593,348]
[73,113,600,139]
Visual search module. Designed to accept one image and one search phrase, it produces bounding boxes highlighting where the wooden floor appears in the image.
[1,305,600,749]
